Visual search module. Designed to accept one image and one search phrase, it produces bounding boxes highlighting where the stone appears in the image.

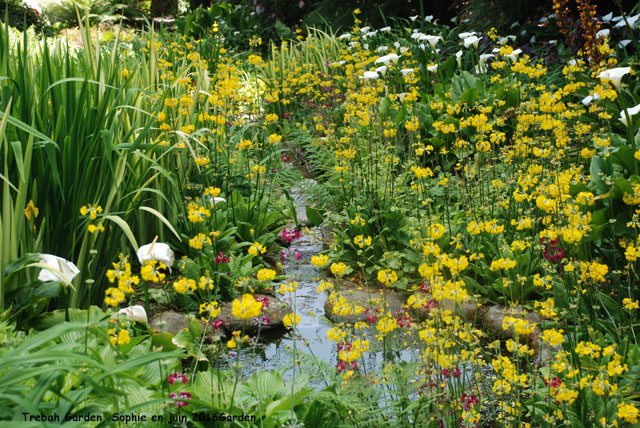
[320,225,335,250]
[150,311,189,336]
[324,278,407,323]
[481,305,558,365]
[411,297,479,321]
[218,294,290,335]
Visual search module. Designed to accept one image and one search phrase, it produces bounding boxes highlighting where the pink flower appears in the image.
[170,391,191,408]
[255,296,270,308]
[168,372,188,385]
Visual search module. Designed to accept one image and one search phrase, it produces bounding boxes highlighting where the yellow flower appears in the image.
[541,328,564,346]
[80,204,103,220]
[623,298,639,310]
[227,338,236,348]
[283,313,301,329]
[311,254,329,267]
[24,200,39,220]
[248,242,266,256]
[173,277,196,294]
[617,402,639,424]
[231,294,262,319]
[88,224,105,233]
[330,262,347,276]
[117,329,131,345]
[257,268,276,282]
[189,233,212,250]
[199,301,221,318]
[377,269,398,286]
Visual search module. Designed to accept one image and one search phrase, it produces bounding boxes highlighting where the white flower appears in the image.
[409,15,419,21]
[581,92,600,106]
[400,68,415,76]
[115,305,148,324]
[37,254,79,285]
[596,29,610,39]
[479,53,495,67]
[360,71,379,80]
[602,12,613,22]
[455,50,463,67]
[377,45,389,52]
[360,26,371,33]
[411,32,425,40]
[374,53,400,65]
[619,40,632,48]
[209,196,226,206]
[425,15,434,23]
[420,34,442,49]
[507,48,522,62]
[458,31,476,40]
[598,66,632,89]
[463,35,480,48]
[137,241,174,268]
[397,93,407,102]
[338,33,351,40]
[380,26,391,32]
[375,65,388,75]
[399,46,409,53]
[427,64,438,73]
[615,14,639,28]
[619,103,640,126]
[366,31,378,38]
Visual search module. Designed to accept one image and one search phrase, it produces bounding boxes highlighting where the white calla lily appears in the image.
[427,64,438,73]
[360,71,379,80]
[507,48,522,62]
[455,50,463,67]
[619,104,640,126]
[615,14,639,28]
[115,305,148,324]
[37,254,80,285]
[463,35,480,48]
[420,35,442,49]
[137,239,175,268]
[458,31,477,40]
[375,53,400,65]
[598,67,632,89]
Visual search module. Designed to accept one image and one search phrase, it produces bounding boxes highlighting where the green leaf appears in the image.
[306,206,324,226]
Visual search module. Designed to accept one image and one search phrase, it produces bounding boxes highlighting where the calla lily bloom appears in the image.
[598,67,632,89]
[209,196,226,206]
[458,31,477,40]
[463,35,480,48]
[419,35,442,49]
[427,64,438,72]
[137,240,175,268]
[455,50,463,67]
[115,305,148,324]
[614,14,639,28]
[507,49,522,62]
[360,71,379,80]
[619,103,640,126]
[374,54,399,65]
[37,254,80,285]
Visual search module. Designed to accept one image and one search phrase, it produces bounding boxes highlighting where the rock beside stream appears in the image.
[481,305,559,366]
[324,279,407,323]
[150,311,190,335]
